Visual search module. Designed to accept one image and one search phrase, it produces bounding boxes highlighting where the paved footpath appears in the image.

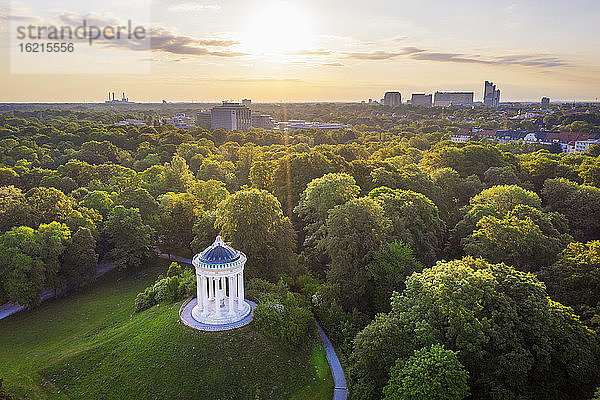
[316,321,349,400]
[0,263,115,321]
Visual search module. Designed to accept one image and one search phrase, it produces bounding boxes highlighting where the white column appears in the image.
[217,277,223,316]
[202,276,209,315]
[239,270,245,302]
[208,277,214,299]
[232,272,239,311]
[228,275,235,315]
[196,273,203,311]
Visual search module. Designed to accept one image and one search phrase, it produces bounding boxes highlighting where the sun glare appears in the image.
[242,2,315,56]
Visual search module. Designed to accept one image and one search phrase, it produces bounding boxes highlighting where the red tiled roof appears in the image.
[546,132,600,143]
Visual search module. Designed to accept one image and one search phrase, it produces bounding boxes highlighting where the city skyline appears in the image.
[0,0,599,102]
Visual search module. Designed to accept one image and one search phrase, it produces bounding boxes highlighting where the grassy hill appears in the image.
[0,260,333,400]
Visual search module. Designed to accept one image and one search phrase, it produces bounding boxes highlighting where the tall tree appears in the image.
[325,197,390,312]
[62,228,98,289]
[158,192,201,256]
[216,189,295,281]
[369,187,445,265]
[295,173,360,276]
[104,206,154,270]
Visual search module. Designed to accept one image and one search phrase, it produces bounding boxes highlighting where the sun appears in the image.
[241,2,315,56]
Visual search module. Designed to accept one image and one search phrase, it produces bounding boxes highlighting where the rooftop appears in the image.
[197,236,240,265]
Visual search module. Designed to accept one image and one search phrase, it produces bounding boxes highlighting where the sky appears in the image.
[0,0,599,103]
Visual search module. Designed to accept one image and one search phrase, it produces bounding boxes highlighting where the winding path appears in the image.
[0,263,115,320]
[316,321,349,400]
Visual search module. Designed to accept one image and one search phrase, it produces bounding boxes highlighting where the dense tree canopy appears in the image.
[540,241,600,329]
[543,178,600,242]
[350,257,599,400]
[2,105,600,399]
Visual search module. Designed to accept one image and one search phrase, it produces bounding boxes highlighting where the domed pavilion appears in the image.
[189,236,251,326]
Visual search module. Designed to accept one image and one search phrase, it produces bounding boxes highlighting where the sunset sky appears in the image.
[0,0,599,102]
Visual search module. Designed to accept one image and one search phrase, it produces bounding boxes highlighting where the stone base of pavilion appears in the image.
[180,298,256,332]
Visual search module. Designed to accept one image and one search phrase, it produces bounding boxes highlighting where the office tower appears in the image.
[211,102,252,131]
[541,97,550,107]
[433,92,474,107]
[383,91,402,106]
[484,81,501,107]
[411,93,433,107]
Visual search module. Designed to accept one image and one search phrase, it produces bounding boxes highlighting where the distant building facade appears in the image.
[541,97,551,107]
[196,111,212,129]
[251,113,275,130]
[574,139,600,153]
[434,91,474,107]
[211,102,252,131]
[161,113,195,129]
[383,92,402,106]
[483,81,501,107]
[411,93,433,107]
[241,99,252,106]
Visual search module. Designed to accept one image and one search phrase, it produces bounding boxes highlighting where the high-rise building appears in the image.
[541,97,550,107]
[434,92,474,107]
[484,81,501,107]
[411,93,433,107]
[383,91,402,106]
[211,102,252,131]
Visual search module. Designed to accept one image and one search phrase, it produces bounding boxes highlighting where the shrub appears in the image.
[134,264,196,312]
[254,293,315,348]
[134,287,156,313]
[246,277,289,303]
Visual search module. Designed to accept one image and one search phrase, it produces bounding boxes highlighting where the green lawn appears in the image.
[0,260,333,400]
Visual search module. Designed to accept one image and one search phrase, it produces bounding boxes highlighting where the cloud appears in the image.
[0,7,44,23]
[391,36,408,42]
[56,11,121,27]
[168,3,221,12]
[149,26,242,56]
[409,49,569,68]
[215,77,303,83]
[291,49,332,56]
[49,11,245,57]
[323,62,344,67]
[345,50,405,60]
[344,45,569,68]
[345,47,422,60]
